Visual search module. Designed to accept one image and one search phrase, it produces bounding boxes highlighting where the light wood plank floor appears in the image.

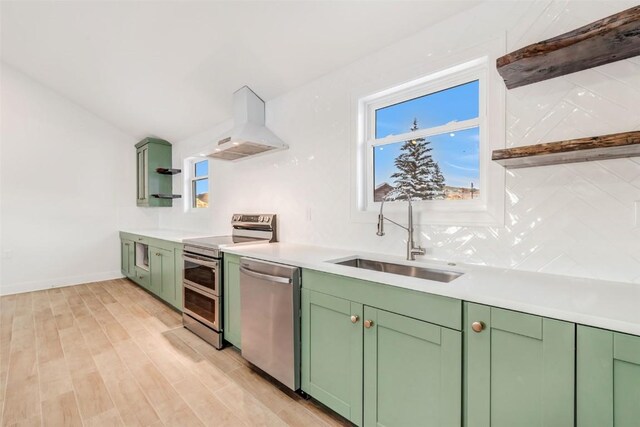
[0,279,351,427]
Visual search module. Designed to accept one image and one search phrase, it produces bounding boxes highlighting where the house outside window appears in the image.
[191,160,209,208]
[353,51,505,226]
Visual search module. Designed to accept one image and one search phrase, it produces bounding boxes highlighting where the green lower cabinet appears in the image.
[577,326,640,427]
[120,239,134,277]
[363,306,461,427]
[120,233,182,311]
[172,246,183,310]
[464,303,575,427]
[223,253,242,348]
[149,247,166,295]
[301,289,363,425]
[149,246,180,308]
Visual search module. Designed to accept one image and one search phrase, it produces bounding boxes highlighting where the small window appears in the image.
[191,160,209,208]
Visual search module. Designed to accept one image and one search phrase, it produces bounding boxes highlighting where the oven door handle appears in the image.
[183,254,219,269]
[239,266,292,284]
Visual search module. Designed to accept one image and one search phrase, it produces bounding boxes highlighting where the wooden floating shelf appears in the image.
[497,6,640,89]
[492,131,640,169]
[156,168,182,175]
[151,194,182,199]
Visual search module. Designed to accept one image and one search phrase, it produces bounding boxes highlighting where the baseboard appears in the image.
[0,271,125,296]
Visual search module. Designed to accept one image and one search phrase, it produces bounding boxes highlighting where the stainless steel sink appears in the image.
[333,257,463,283]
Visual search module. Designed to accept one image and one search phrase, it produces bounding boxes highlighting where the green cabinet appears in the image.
[301,289,363,425]
[223,253,242,348]
[119,232,182,311]
[135,137,173,207]
[301,270,463,427]
[364,306,461,427]
[577,326,640,427]
[464,303,575,427]
[120,239,134,277]
[150,246,177,306]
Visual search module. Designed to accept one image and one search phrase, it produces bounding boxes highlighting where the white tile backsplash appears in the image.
[160,0,640,283]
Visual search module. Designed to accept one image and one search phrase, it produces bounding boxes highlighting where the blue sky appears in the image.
[194,160,209,197]
[374,80,480,190]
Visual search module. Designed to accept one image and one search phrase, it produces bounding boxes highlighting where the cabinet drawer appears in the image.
[133,235,149,245]
[134,266,150,288]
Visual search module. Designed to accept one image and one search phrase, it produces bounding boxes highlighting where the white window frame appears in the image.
[351,39,505,227]
[186,158,210,211]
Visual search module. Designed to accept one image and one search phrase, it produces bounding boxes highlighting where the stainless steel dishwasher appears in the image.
[239,257,301,390]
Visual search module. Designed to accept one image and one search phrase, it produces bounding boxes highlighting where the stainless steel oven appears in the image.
[183,284,220,330]
[183,251,220,296]
[181,214,277,350]
[181,244,222,348]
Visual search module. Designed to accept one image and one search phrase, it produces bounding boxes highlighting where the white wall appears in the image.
[0,63,158,295]
[160,0,640,284]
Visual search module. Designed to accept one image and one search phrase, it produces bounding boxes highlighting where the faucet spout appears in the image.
[376,199,386,236]
[376,190,425,261]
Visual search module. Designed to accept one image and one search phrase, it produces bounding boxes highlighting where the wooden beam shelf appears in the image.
[496,6,640,89]
[492,131,640,169]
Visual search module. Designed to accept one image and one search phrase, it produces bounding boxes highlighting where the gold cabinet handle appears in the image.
[156,252,161,256]
[364,320,374,329]
[350,315,359,323]
[472,321,485,333]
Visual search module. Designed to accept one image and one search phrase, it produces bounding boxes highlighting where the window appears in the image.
[354,51,505,226]
[191,160,209,208]
[369,75,480,204]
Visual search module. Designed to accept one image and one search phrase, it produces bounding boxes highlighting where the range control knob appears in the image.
[258,216,263,222]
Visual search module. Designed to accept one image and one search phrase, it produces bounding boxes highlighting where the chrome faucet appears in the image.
[376,190,426,261]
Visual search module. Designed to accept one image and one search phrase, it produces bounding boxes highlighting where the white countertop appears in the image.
[222,242,640,336]
[120,229,213,243]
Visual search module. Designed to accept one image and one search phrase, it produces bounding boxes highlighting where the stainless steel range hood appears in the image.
[208,86,287,161]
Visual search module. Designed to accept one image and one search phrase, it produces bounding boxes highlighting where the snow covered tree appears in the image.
[390,118,446,200]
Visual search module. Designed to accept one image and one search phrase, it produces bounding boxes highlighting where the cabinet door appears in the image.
[172,246,183,310]
[149,246,172,298]
[464,303,575,427]
[158,247,178,307]
[577,326,640,427]
[302,289,363,426]
[223,254,242,348]
[363,306,461,427]
[136,146,149,205]
[121,239,133,276]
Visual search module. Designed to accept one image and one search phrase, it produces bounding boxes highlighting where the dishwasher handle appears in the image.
[239,266,292,284]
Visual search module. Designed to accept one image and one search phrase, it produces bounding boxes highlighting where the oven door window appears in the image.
[184,286,219,330]
[183,256,219,295]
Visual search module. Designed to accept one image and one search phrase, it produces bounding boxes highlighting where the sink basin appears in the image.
[333,257,463,283]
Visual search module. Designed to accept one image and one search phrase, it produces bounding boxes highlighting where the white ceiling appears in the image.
[1,1,479,141]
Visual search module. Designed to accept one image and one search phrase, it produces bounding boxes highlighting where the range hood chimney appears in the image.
[208,86,287,161]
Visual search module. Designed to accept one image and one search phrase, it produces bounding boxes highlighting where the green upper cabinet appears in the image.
[301,289,363,426]
[135,137,173,207]
[464,303,575,427]
[577,326,640,427]
[223,253,242,348]
[363,306,461,427]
